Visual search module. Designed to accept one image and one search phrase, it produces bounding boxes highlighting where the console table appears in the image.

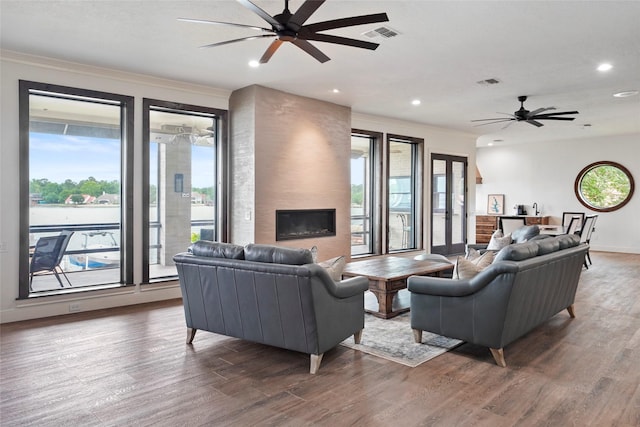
[476,215,550,244]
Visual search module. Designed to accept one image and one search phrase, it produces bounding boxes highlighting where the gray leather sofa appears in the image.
[173,241,369,374]
[408,234,588,367]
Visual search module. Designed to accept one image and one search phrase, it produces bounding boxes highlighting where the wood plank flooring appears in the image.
[1,251,639,426]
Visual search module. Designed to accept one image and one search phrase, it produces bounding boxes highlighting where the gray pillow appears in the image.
[189,241,245,259]
[244,244,314,265]
[494,241,539,262]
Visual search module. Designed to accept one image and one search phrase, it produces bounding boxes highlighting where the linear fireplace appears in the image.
[276,209,336,241]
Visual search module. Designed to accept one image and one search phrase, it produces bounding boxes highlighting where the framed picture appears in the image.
[487,194,505,215]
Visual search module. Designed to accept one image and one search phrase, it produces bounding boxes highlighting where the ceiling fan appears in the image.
[178,0,389,64]
[472,96,579,128]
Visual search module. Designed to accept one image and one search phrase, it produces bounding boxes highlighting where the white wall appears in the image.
[476,134,640,253]
[0,52,478,323]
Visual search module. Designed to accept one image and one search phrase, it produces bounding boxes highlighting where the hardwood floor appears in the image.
[2,251,639,426]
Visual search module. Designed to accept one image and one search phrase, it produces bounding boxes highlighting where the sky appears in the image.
[30,133,215,188]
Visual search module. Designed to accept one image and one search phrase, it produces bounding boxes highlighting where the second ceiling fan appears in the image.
[179,0,389,64]
[472,96,579,128]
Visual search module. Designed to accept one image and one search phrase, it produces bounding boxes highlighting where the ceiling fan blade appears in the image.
[304,13,389,32]
[237,0,284,30]
[291,39,331,63]
[200,34,275,48]
[177,18,271,32]
[526,120,544,127]
[533,111,579,117]
[300,32,380,50]
[471,117,514,122]
[472,119,514,127]
[259,39,284,63]
[290,0,326,28]
[532,116,576,121]
[527,107,556,116]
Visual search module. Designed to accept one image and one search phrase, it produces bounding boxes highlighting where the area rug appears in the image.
[340,313,463,367]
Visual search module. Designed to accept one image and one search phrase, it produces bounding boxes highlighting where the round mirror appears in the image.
[574,161,634,212]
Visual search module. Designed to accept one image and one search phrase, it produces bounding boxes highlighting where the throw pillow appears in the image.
[473,250,495,268]
[318,256,346,281]
[465,247,481,261]
[453,250,495,279]
[453,257,484,279]
[310,245,319,263]
[487,232,512,251]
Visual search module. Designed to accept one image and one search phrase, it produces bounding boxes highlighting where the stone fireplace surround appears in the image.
[229,85,351,260]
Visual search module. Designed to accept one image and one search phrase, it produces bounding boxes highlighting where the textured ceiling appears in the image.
[2,0,639,146]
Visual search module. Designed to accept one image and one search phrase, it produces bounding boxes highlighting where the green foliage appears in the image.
[580,165,631,208]
[70,194,85,204]
[193,186,215,202]
[191,232,199,243]
[30,177,120,204]
[351,184,363,206]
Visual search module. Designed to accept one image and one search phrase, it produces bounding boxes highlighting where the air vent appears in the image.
[362,26,400,39]
[476,78,501,85]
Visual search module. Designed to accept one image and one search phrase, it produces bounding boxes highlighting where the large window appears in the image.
[387,135,423,252]
[574,161,634,212]
[143,99,227,283]
[19,81,133,298]
[351,131,380,256]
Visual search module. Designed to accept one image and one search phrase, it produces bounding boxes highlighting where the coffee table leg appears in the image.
[366,279,408,319]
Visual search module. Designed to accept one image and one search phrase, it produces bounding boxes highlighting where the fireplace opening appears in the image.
[276,209,336,241]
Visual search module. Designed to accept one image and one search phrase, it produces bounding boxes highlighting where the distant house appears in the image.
[191,192,206,204]
[64,194,96,204]
[95,193,120,204]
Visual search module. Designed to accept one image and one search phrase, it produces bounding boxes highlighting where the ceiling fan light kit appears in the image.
[179,0,389,64]
[472,95,579,128]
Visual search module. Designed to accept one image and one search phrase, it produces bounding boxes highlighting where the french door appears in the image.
[431,154,467,255]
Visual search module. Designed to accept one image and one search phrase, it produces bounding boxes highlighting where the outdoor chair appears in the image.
[29,230,74,291]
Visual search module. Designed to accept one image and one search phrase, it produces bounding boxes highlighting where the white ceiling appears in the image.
[2,0,639,146]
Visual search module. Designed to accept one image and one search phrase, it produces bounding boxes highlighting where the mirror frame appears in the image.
[574,161,635,212]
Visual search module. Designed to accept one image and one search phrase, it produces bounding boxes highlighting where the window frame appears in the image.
[18,80,134,299]
[142,98,228,284]
[350,129,382,256]
[386,134,424,253]
[574,160,635,212]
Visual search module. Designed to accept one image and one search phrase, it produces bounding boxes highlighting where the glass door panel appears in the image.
[388,139,418,251]
[431,154,467,255]
[351,134,374,256]
[147,105,217,282]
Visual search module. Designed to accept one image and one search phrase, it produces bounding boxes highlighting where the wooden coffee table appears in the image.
[342,256,453,319]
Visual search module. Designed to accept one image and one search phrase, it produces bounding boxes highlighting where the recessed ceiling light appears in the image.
[248,60,260,68]
[487,142,494,146]
[613,90,639,98]
[332,88,340,93]
[597,63,613,72]
[411,99,421,106]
